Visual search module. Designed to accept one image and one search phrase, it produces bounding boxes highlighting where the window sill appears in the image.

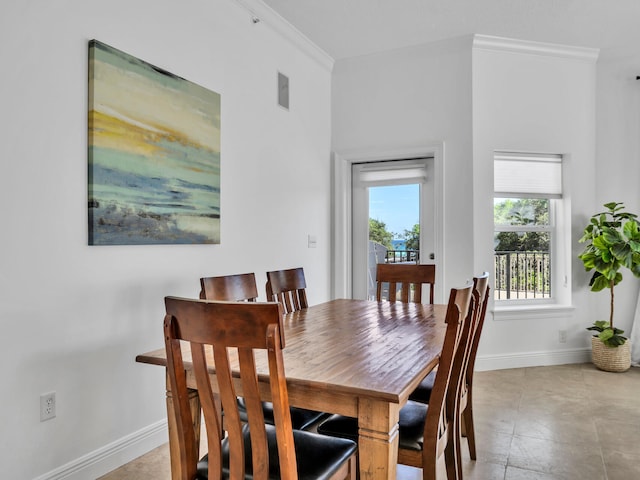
[492,304,575,321]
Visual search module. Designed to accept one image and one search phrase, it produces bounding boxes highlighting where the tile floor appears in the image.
[100,363,640,480]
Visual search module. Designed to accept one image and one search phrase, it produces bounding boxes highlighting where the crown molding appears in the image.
[473,34,599,63]
[233,0,334,72]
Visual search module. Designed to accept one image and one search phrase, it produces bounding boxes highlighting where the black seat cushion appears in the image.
[237,398,328,430]
[396,400,427,451]
[315,414,358,442]
[408,369,436,404]
[196,423,357,480]
[316,400,428,452]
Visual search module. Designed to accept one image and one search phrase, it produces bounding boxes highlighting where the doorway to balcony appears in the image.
[351,158,435,300]
[332,144,444,301]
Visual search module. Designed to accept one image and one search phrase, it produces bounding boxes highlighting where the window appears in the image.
[494,152,566,304]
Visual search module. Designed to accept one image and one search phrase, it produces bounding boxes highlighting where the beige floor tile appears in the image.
[507,434,606,479]
[462,459,507,480]
[465,430,512,465]
[473,403,518,435]
[583,362,640,390]
[505,465,589,480]
[98,444,171,480]
[396,465,421,480]
[476,367,526,383]
[522,364,587,383]
[602,449,640,480]
[514,412,599,446]
[474,383,523,408]
[596,417,640,455]
[590,402,640,428]
[518,388,592,416]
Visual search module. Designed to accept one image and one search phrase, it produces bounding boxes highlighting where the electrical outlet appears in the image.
[40,392,56,421]
[558,330,567,344]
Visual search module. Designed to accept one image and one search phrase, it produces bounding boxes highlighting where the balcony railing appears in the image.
[385,250,419,263]
[376,247,550,299]
[494,251,550,300]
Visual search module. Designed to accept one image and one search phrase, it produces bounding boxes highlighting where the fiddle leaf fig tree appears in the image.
[578,202,640,347]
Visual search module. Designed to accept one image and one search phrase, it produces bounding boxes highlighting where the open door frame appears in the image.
[332,143,445,302]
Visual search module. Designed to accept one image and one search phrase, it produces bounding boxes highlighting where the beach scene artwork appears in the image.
[88,40,220,245]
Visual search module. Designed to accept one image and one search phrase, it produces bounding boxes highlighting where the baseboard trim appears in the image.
[34,419,167,480]
[475,347,592,371]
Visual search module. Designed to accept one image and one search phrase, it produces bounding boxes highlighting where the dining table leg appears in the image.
[165,372,201,479]
[357,397,400,480]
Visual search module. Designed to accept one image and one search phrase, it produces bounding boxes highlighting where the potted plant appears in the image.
[578,202,640,372]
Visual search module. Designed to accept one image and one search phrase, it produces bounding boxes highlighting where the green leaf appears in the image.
[579,252,597,269]
[629,240,640,253]
[603,228,622,244]
[618,211,638,220]
[614,271,623,285]
[611,243,632,266]
[591,275,610,292]
[599,329,614,342]
[592,235,609,251]
[623,220,639,238]
[602,333,627,347]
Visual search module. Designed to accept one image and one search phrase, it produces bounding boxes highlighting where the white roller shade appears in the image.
[353,158,429,187]
[494,152,562,198]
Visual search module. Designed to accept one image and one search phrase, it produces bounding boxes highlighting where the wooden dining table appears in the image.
[136,298,447,480]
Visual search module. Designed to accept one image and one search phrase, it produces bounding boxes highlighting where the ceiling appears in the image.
[261,0,640,60]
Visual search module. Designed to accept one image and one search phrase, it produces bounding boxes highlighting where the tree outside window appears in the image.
[494,198,552,300]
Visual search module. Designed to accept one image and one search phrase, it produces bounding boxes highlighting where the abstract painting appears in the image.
[88,40,220,245]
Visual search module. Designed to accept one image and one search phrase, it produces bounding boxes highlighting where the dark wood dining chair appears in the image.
[409,272,490,478]
[376,263,436,304]
[316,282,474,480]
[199,273,258,302]
[264,268,331,428]
[199,273,326,431]
[164,297,358,480]
[266,267,308,314]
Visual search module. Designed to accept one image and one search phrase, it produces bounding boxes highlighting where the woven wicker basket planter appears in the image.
[591,337,631,372]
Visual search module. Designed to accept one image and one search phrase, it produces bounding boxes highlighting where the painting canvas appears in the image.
[88,40,220,245]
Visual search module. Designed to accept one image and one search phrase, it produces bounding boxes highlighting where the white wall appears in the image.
[595,50,640,335]
[332,37,474,292]
[0,1,332,478]
[472,38,599,368]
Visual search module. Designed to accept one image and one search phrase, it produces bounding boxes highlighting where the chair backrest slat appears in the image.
[376,263,436,304]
